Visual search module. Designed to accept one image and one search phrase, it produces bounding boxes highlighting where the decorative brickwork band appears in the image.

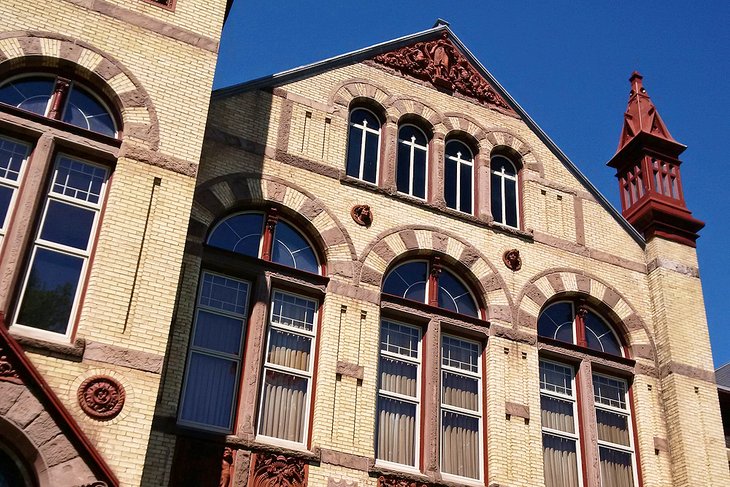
[77,376,126,420]
[372,33,513,112]
[377,476,428,487]
[251,453,307,487]
[0,345,21,384]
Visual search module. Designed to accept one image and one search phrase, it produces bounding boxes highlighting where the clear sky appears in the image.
[214,1,730,367]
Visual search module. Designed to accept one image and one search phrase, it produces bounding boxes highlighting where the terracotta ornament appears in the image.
[372,32,513,112]
[377,476,428,487]
[77,376,126,420]
[251,453,306,487]
[219,447,234,487]
[502,249,522,271]
[351,204,373,226]
[0,345,21,384]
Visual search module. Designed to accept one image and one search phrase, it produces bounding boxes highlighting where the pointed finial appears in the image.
[629,71,645,97]
[433,18,450,28]
[616,71,676,150]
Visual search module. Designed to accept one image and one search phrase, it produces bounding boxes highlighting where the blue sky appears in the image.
[214,1,730,367]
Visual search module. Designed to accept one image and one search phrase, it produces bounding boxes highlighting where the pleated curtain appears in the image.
[441,372,480,479]
[542,434,579,487]
[599,447,635,487]
[377,356,417,466]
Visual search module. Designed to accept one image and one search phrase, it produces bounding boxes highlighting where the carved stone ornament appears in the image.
[0,345,21,384]
[219,447,234,487]
[77,376,126,420]
[351,204,373,226]
[377,476,428,487]
[502,248,522,271]
[251,453,306,487]
[372,33,513,112]
[78,482,108,487]
[328,478,357,487]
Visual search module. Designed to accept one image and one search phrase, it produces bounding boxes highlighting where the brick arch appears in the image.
[358,225,513,323]
[482,129,543,176]
[515,268,656,360]
[384,95,444,129]
[442,112,489,147]
[0,31,160,149]
[329,78,392,116]
[188,173,357,280]
[0,416,51,487]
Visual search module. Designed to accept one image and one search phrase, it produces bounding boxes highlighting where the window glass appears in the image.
[397,125,428,199]
[376,320,421,467]
[491,155,518,227]
[594,374,635,487]
[207,213,263,257]
[0,136,29,241]
[257,290,317,444]
[179,272,249,432]
[382,261,428,303]
[444,140,473,214]
[0,76,54,115]
[584,311,622,356]
[538,302,574,343]
[272,220,318,274]
[63,84,116,137]
[346,108,380,184]
[0,445,29,487]
[438,269,478,317]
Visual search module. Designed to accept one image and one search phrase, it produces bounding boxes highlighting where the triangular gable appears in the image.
[367,32,515,114]
[213,24,644,246]
[0,319,118,487]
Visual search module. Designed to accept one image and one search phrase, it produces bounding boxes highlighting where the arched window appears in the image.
[397,124,429,199]
[346,107,381,184]
[376,256,484,481]
[490,154,519,227]
[537,299,637,487]
[0,70,117,341]
[444,139,474,214]
[0,75,118,137]
[179,208,322,444]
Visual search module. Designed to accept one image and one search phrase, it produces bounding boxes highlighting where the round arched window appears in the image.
[0,75,118,137]
[538,300,623,356]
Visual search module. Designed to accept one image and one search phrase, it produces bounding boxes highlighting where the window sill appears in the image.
[370,463,431,484]
[224,434,320,463]
[9,329,85,361]
[340,175,534,241]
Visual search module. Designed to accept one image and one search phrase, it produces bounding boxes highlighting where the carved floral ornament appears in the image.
[77,376,126,420]
[372,33,514,112]
[377,476,428,487]
[251,453,306,487]
[0,345,21,384]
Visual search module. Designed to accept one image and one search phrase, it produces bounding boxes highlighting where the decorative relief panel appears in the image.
[372,33,514,113]
[77,376,125,420]
[0,344,21,384]
[251,453,306,487]
[377,476,428,487]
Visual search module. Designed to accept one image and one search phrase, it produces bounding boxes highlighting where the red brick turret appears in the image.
[607,72,704,246]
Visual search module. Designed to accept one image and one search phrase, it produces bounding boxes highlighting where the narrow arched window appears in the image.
[444,139,474,214]
[346,107,381,184]
[537,300,637,487]
[0,75,117,137]
[397,124,429,199]
[490,155,519,227]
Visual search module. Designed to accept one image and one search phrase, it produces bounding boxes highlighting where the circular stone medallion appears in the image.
[77,376,126,420]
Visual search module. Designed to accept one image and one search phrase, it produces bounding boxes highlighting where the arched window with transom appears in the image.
[346,106,382,184]
[0,74,118,138]
[444,138,474,214]
[179,208,323,447]
[490,153,519,228]
[376,255,485,482]
[397,123,429,200]
[537,298,639,487]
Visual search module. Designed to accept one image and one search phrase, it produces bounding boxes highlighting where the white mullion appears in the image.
[500,168,507,224]
[358,122,367,180]
[269,320,316,338]
[408,137,416,195]
[455,155,462,211]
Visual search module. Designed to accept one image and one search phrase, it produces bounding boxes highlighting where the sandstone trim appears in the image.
[83,342,163,373]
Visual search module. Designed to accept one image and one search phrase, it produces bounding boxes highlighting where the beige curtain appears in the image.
[377,397,416,466]
[542,434,579,487]
[258,370,307,442]
[596,409,630,446]
[599,447,634,487]
[541,396,575,434]
[441,412,479,479]
[267,329,311,371]
[442,372,478,411]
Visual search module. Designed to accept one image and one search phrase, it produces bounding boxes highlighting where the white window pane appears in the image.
[599,447,635,487]
[380,356,418,397]
[40,200,95,250]
[543,433,580,487]
[593,375,627,409]
[258,370,308,443]
[0,136,28,182]
[376,396,417,466]
[541,396,576,434]
[193,310,245,355]
[266,328,312,371]
[442,335,480,372]
[442,371,479,411]
[442,411,480,479]
[540,361,573,396]
[271,291,316,331]
[596,409,631,446]
[199,273,249,316]
[380,320,420,358]
[52,157,106,204]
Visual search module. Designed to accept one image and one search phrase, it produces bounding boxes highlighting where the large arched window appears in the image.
[0,71,120,341]
[444,139,474,214]
[376,256,484,481]
[397,124,429,199]
[0,75,118,137]
[179,208,322,446]
[537,299,637,487]
[490,154,519,227]
[346,107,381,184]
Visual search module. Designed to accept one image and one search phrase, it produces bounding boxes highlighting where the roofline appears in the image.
[212,24,645,247]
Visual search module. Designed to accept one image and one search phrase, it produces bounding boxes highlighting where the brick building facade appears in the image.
[0,4,727,487]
